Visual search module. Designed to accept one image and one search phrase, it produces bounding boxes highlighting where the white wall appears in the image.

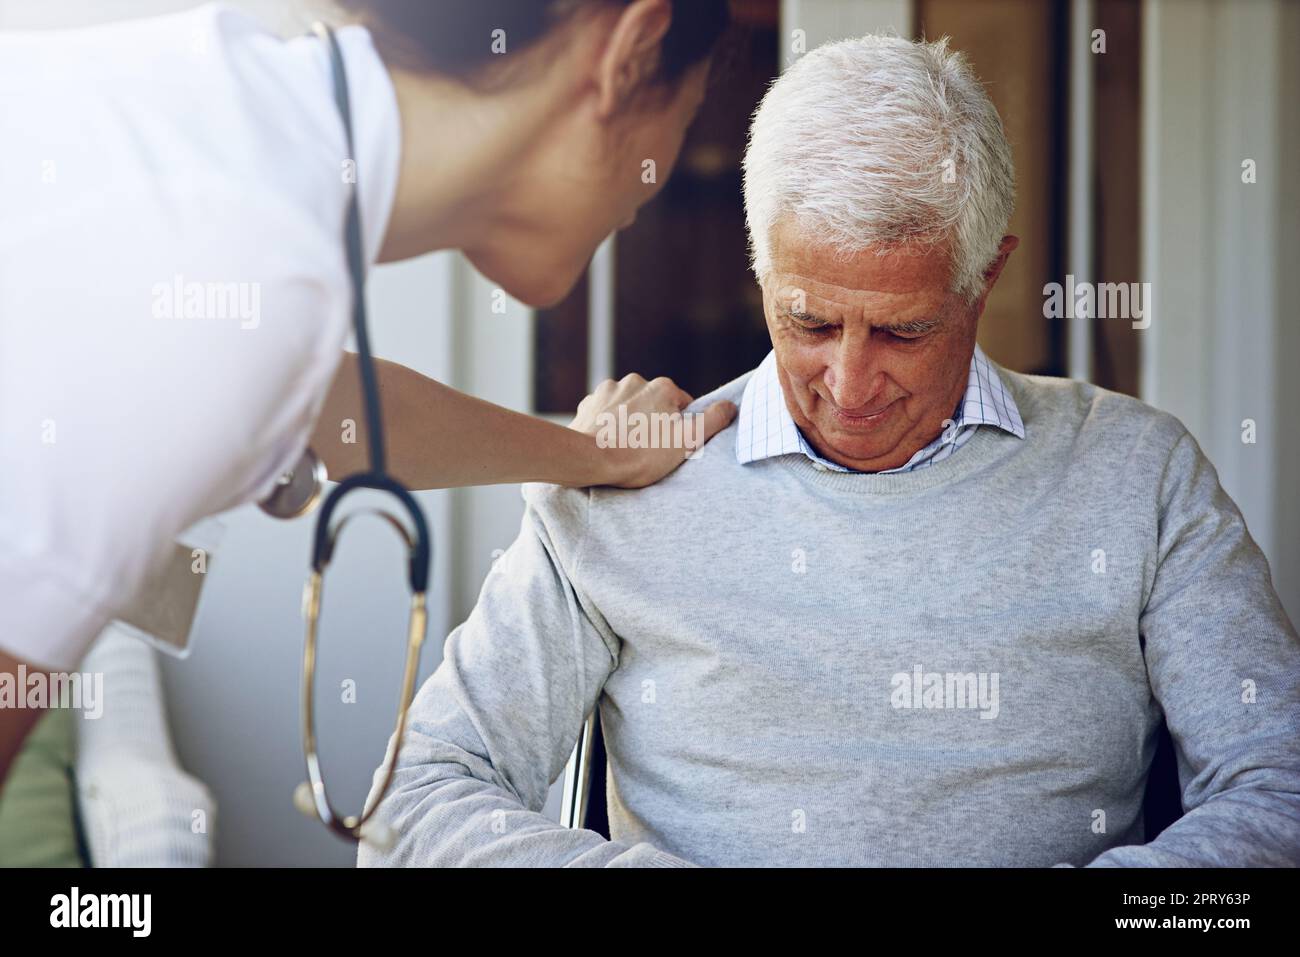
[0,0,315,32]
[782,0,912,60]
[1141,0,1300,625]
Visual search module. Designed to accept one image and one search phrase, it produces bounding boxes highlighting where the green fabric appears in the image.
[0,709,85,867]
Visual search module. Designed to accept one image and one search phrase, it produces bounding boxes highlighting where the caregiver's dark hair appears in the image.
[338,0,731,82]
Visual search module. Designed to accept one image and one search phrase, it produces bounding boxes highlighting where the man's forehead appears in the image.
[767,222,954,300]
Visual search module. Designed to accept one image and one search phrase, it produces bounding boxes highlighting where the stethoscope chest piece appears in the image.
[258,447,326,520]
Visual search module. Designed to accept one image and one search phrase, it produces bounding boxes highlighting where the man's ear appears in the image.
[971,234,1019,313]
[595,0,672,120]
[981,235,1020,290]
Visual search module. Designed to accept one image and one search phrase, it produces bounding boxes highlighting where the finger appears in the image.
[647,376,692,410]
[697,400,738,442]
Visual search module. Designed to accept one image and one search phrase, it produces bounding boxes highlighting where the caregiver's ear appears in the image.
[594,0,673,119]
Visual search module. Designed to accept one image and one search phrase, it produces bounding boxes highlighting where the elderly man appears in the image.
[360,35,1300,867]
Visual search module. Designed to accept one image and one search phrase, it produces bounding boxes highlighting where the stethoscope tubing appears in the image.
[287,21,432,844]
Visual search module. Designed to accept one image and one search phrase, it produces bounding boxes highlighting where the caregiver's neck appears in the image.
[376,56,577,265]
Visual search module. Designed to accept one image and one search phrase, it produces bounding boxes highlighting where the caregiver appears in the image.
[0,0,734,782]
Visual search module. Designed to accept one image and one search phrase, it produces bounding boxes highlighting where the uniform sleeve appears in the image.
[357,490,693,868]
[1085,428,1300,866]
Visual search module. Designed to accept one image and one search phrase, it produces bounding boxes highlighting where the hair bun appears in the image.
[338,1,729,81]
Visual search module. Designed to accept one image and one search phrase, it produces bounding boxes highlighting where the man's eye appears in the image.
[887,329,927,341]
[791,317,832,333]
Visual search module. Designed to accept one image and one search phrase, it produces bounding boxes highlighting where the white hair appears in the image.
[742,34,1016,302]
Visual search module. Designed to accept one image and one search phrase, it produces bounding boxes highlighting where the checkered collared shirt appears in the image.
[734,343,1025,473]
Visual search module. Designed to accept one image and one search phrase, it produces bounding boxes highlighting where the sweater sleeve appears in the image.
[357,489,693,868]
[1085,427,1300,866]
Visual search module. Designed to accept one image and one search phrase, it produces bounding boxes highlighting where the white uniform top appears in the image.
[0,4,401,669]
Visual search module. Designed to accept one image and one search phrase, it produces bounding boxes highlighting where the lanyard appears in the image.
[272,22,432,846]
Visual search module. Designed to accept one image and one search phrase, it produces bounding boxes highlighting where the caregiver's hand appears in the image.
[569,373,737,489]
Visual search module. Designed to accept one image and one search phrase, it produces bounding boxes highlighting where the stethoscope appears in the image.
[259,22,429,847]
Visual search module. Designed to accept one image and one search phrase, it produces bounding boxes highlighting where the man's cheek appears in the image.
[774,347,819,390]
[894,343,941,386]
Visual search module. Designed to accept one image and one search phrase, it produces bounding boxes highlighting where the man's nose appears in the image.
[823,333,887,411]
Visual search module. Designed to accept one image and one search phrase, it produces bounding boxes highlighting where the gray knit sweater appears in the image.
[360,364,1300,867]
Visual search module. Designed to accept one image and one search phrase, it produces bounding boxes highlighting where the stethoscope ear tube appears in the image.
[311,472,432,594]
[284,21,433,846]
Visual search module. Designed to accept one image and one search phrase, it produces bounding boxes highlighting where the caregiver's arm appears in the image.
[357,484,691,867]
[1084,428,1300,866]
[313,353,735,491]
[0,650,48,789]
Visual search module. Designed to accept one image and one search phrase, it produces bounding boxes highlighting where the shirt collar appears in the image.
[734,343,1024,472]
